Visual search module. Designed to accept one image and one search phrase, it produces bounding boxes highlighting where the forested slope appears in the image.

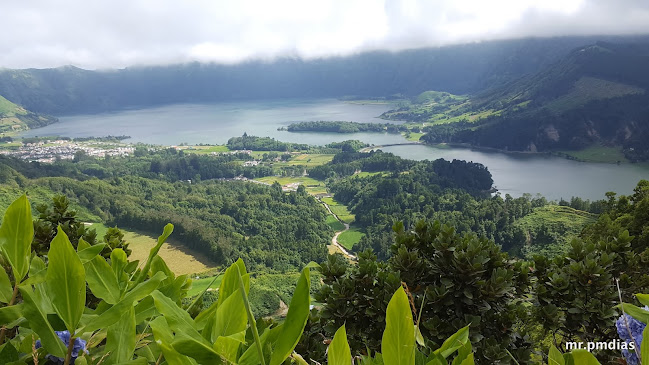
[419,41,649,160]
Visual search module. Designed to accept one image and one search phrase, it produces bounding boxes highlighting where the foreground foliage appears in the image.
[0,195,483,364]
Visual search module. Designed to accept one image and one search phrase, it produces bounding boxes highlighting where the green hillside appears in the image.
[516,205,596,258]
[0,94,58,133]
[410,41,649,162]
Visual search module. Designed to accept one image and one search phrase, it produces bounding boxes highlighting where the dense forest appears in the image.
[1,143,648,363]
[0,153,331,272]
[294,179,649,364]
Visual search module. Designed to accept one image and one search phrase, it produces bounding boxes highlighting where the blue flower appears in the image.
[616,312,646,365]
[35,330,87,364]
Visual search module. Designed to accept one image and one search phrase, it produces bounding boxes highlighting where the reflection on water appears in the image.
[379,144,649,201]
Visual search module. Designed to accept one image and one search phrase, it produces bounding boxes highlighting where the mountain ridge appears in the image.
[1,36,646,115]
[418,40,649,161]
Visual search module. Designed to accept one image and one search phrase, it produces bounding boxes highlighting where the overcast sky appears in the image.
[1,0,648,69]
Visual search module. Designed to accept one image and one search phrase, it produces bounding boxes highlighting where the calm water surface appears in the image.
[21,99,649,200]
[380,144,649,201]
[23,99,407,146]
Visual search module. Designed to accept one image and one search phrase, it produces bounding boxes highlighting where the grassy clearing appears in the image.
[338,226,365,250]
[518,205,596,259]
[187,275,224,296]
[182,145,230,154]
[404,132,424,141]
[254,176,327,195]
[272,154,334,167]
[321,197,354,223]
[326,214,345,231]
[557,144,627,163]
[89,223,218,275]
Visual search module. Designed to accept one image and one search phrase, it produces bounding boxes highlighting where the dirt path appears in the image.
[319,198,356,260]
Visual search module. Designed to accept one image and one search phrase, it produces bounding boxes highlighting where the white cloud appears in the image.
[0,0,647,69]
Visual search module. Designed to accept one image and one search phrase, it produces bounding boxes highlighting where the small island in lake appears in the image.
[279,120,408,133]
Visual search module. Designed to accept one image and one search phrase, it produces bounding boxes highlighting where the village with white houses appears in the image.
[0,139,136,163]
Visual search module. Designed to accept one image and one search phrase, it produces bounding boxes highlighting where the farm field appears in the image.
[89,223,218,275]
[337,226,365,250]
[182,145,231,154]
[321,197,354,223]
[254,175,328,195]
[325,214,345,231]
[272,153,334,167]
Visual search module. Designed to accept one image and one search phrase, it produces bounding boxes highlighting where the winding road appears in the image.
[319,198,357,260]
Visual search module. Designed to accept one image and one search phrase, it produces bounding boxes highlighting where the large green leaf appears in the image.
[459,354,474,365]
[451,341,473,365]
[172,331,223,364]
[151,290,200,335]
[46,226,86,332]
[382,286,415,365]
[217,258,249,307]
[0,303,22,326]
[548,345,565,365]
[269,266,311,365]
[22,256,47,286]
[213,287,247,340]
[213,334,245,363]
[0,266,13,303]
[642,326,649,365]
[0,343,19,364]
[132,223,173,287]
[328,324,352,365]
[85,255,121,304]
[150,316,198,365]
[79,271,166,333]
[638,294,649,307]
[0,195,33,282]
[433,325,470,358]
[19,287,67,358]
[238,326,275,365]
[105,305,136,365]
[568,350,601,364]
[77,242,106,264]
[618,303,649,324]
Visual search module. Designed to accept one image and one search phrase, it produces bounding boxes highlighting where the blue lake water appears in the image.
[21,98,649,200]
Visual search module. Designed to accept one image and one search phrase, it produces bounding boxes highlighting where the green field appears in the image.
[272,153,334,167]
[325,214,345,231]
[338,227,365,250]
[254,176,328,195]
[89,223,218,275]
[404,132,424,141]
[187,275,224,296]
[557,144,627,163]
[321,197,354,223]
[182,145,230,154]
